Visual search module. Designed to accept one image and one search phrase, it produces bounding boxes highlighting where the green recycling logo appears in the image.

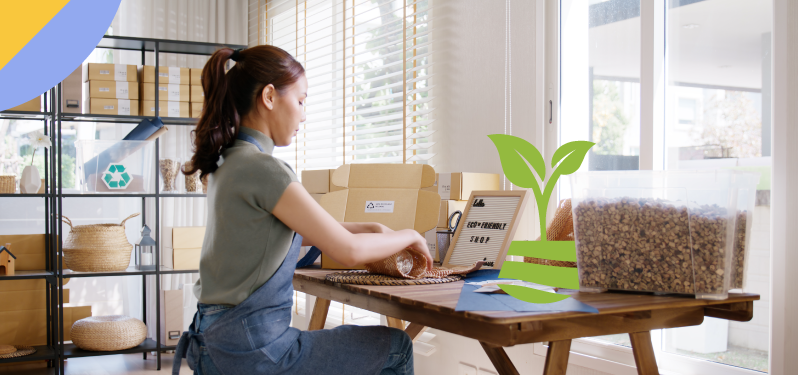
[489,135,594,304]
[102,163,132,189]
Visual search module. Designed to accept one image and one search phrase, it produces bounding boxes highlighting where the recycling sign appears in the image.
[102,163,133,189]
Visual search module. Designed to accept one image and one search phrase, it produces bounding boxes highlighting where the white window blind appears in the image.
[259,0,434,173]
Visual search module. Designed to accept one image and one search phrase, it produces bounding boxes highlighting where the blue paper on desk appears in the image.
[455,270,599,313]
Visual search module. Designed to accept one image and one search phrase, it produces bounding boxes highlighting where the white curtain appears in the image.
[112,0,247,339]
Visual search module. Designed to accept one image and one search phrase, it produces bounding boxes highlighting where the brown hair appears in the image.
[184,46,305,179]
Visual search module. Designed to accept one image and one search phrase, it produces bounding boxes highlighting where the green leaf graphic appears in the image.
[498,284,570,303]
[551,141,595,176]
[488,134,546,188]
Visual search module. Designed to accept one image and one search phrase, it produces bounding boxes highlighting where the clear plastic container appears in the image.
[76,140,155,194]
[570,170,757,300]
[730,172,760,290]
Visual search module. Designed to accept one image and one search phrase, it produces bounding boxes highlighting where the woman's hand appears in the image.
[403,230,433,272]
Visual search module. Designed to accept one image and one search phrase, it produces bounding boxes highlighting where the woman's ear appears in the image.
[261,84,276,110]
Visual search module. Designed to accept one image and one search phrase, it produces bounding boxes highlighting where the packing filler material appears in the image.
[141,100,190,118]
[436,172,501,200]
[319,164,440,269]
[0,234,91,345]
[170,226,205,270]
[141,66,191,85]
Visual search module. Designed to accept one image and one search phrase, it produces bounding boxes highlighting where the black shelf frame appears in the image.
[46,35,245,374]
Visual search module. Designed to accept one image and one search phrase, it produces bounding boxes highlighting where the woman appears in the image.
[174,45,432,375]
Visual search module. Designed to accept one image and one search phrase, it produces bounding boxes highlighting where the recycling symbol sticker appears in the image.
[102,163,133,189]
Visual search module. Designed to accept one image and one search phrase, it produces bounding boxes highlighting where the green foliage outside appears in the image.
[591,80,631,155]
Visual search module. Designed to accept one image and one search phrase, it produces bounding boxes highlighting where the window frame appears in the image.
[543,0,771,374]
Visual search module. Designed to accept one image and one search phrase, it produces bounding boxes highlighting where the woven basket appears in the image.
[0,175,15,194]
[71,315,147,351]
[62,213,139,272]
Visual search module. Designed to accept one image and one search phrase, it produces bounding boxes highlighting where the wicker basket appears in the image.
[0,175,15,194]
[71,315,147,351]
[62,213,139,272]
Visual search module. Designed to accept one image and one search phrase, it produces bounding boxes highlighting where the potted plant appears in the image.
[20,130,51,194]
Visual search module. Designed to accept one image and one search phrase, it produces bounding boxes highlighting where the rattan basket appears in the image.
[70,315,147,351]
[0,175,15,194]
[62,213,139,272]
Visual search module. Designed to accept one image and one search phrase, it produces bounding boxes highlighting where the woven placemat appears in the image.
[327,270,463,285]
[0,346,36,359]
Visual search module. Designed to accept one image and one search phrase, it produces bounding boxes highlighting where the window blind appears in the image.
[259,0,434,172]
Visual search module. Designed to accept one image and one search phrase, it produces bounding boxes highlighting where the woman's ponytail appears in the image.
[184,45,304,180]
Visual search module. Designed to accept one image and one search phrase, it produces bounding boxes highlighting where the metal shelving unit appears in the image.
[0,35,244,374]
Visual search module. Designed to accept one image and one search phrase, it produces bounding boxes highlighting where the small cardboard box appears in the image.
[302,169,332,193]
[83,63,137,82]
[84,80,139,99]
[172,227,205,270]
[190,68,202,85]
[8,96,41,112]
[437,172,501,200]
[160,290,184,346]
[190,102,203,118]
[62,65,83,113]
[438,200,467,229]
[190,85,204,103]
[141,100,189,118]
[319,164,440,269]
[141,82,190,102]
[141,66,191,85]
[84,98,139,116]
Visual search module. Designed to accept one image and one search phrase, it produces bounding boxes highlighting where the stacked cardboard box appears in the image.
[301,169,347,203]
[318,164,440,269]
[190,68,203,118]
[8,95,42,112]
[83,63,139,115]
[140,66,190,118]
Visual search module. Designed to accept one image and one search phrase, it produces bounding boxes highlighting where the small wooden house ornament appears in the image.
[0,245,16,276]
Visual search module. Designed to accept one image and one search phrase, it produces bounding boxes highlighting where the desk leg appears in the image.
[479,341,520,375]
[542,340,571,375]
[308,298,331,331]
[404,323,427,341]
[386,317,405,329]
[629,331,660,375]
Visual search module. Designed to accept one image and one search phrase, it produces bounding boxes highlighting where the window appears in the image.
[257,0,434,174]
[556,0,771,373]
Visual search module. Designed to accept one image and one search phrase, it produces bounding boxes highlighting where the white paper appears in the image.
[467,280,557,294]
[117,100,131,116]
[168,101,181,117]
[365,201,394,213]
[438,173,451,200]
[167,84,181,101]
[116,82,129,99]
[169,67,181,83]
[114,64,128,81]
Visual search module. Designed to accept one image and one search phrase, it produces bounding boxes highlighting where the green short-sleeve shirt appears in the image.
[193,126,298,305]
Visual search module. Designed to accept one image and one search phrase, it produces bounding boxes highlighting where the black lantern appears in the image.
[135,225,156,270]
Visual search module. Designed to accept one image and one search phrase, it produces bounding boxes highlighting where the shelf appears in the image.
[96,35,247,56]
[61,193,206,198]
[159,266,199,274]
[0,345,56,364]
[62,338,159,358]
[0,110,51,120]
[160,193,207,198]
[59,113,198,126]
[0,194,49,198]
[0,270,53,280]
[61,266,157,278]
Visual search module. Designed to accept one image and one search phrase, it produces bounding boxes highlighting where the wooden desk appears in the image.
[294,268,758,375]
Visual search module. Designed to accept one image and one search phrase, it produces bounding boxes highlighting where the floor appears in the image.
[0,353,191,375]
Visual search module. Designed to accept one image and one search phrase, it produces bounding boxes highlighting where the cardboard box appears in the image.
[61,65,83,113]
[172,227,205,270]
[319,164,440,269]
[83,63,137,82]
[85,98,139,116]
[0,234,48,270]
[438,200,467,229]
[437,172,501,200]
[8,96,41,112]
[190,102,203,118]
[302,169,332,193]
[141,82,190,102]
[424,228,438,262]
[141,100,189,118]
[160,290,183,346]
[190,85,204,103]
[141,66,191,85]
[84,80,139,99]
[310,193,324,204]
[190,68,202,85]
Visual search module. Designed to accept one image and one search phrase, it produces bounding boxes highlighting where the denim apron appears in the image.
[173,132,392,375]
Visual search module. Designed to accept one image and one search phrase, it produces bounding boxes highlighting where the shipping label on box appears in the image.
[84,63,137,82]
[85,81,139,100]
[437,173,501,200]
[85,98,139,116]
[141,100,189,118]
[141,66,190,84]
[141,82,190,102]
[190,85,204,103]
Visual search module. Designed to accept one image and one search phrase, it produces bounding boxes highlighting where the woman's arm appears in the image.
[272,182,432,270]
[301,222,391,246]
